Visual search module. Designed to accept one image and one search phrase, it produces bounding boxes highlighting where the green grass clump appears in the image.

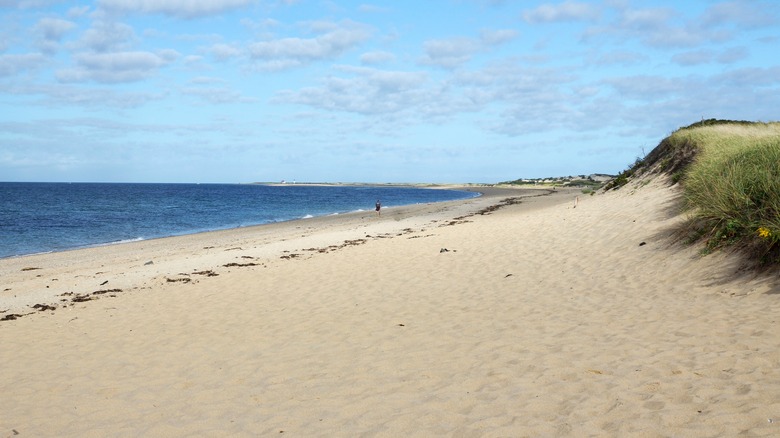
[679,122,780,264]
[605,119,756,191]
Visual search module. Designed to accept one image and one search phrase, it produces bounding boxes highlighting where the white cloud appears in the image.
[35,17,76,40]
[78,21,136,52]
[34,17,76,53]
[587,67,780,137]
[183,55,205,67]
[701,0,780,29]
[420,37,482,69]
[671,49,714,66]
[67,5,90,18]
[0,53,46,77]
[1,82,166,108]
[594,50,647,66]
[206,43,242,61]
[618,7,673,31]
[641,26,723,48]
[98,0,254,18]
[181,86,256,104]
[59,88,165,107]
[273,66,435,116]
[358,4,390,14]
[0,0,57,7]
[714,66,780,88]
[479,29,518,45]
[182,76,254,103]
[360,50,395,65]
[239,17,280,36]
[158,48,180,62]
[671,46,748,66]
[418,30,515,69]
[189,76,224,84]
[604,74,693,100]
[248,20,371,70]
[523,1,600,23]
[584,4,734,49]
[453,62,593,135]
[57,51,175,83]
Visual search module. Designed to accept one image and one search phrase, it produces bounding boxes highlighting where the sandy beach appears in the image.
[2,180,779,437]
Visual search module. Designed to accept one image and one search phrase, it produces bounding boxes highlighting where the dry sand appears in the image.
[1,181,779,437]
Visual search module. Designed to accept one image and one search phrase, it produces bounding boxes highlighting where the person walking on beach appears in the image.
[375,200,381,216]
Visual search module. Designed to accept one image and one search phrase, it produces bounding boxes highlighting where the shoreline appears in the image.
[0,184,484,261]
[0,185,568,316]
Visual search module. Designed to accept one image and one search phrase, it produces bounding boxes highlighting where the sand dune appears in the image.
[2,181,779,437]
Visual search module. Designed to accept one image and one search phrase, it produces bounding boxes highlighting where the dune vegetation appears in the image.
[610,119,780,266]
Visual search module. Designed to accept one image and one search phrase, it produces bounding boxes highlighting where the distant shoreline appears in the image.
[252,181,497,188]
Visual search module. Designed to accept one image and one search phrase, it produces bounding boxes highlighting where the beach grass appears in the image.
[676,122,780,263]
[605,119,780,265]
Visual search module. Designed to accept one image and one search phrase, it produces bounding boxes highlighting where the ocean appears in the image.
[0,182,478,259]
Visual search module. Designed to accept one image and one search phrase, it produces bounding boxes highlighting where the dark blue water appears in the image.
[0,183,478,258]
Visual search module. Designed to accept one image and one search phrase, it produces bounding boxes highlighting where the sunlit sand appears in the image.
[2,181,779,436]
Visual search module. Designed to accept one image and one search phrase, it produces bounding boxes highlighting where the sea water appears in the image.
[0,183,478,258]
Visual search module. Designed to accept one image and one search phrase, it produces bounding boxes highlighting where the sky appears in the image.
[1,0,779,184]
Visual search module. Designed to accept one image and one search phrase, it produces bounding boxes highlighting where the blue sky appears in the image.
[1,0,778,183]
